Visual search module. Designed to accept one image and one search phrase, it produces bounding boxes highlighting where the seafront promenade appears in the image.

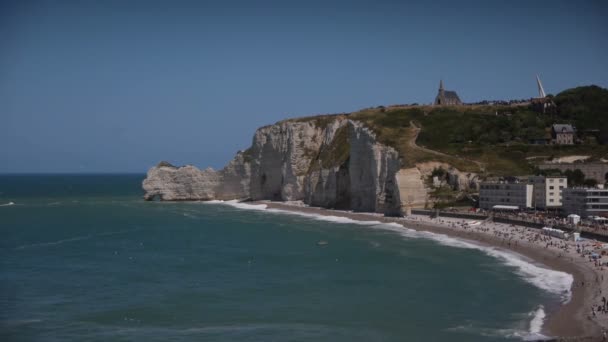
[410,209,608,241]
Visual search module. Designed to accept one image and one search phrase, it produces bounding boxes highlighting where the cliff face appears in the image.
[142,116,471,214]
[348,121,401,214]
[247,119,346,201]
[142,152,250,201]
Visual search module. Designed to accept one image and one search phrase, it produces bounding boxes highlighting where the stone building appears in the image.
[551,124,575,145]
[538,162,608,184]
[434,80,462,106]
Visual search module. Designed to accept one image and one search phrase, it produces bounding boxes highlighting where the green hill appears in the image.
[553,85,608,143]
[348,85,608,176]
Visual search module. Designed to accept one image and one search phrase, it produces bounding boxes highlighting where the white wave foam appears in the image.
[224,200,268,211]
[485,248,572,303]
[203,200,225,204]
[0,201,15,207]
[529,305,546,335]
[504,306,549,341]
[404,229,572,303]
[208,201,573,305]
[448,320,549,341]
[306,214,381,225]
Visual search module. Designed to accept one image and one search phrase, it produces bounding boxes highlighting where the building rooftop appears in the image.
[443,90,461,102]
[552,124,575,134]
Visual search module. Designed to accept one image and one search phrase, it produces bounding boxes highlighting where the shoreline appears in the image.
[250,201,605,340]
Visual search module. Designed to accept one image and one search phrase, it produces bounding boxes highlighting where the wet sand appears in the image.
[259,201,606,340]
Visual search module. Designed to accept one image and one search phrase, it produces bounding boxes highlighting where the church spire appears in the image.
[439,79,444,91]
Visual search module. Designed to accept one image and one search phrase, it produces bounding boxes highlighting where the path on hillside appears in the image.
[408,121,486,172]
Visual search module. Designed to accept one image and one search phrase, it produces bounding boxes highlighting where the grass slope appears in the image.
[287,85,608,177]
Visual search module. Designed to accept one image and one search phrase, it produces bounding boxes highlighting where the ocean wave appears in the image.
[207,200,574,336]
[210,200,386,226]
[388,227,573,303]
[14,235,94,250]
[218,200,269,211]
[14,227,142,250]
[0,201,15,207]
[207,200,573,300]
[283,211,382,226]
[528,305,546,336]
[0,318,43,328]
[447,312,549,341]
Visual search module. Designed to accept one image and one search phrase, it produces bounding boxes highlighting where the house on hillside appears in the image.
[434,80,462,106]
[551,124,575,145]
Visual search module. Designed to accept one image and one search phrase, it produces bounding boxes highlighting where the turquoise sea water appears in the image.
[0,175,565,341]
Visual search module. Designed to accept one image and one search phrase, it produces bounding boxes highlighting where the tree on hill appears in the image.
[564,169,585,186]
[553,85,608,144]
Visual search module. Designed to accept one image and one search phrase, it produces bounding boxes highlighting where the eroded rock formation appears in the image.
[142,116,476,214]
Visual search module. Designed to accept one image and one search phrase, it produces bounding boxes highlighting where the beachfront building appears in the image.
[434,80,462,106]
[479,181,534,210]
[562,188,608,217]
[529,176,568,209]
[551,124,575,145]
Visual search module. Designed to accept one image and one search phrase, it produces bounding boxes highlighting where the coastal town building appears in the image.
[551,124,575,145]
[479,181,533,210]
[529,176,567,209]
[562,187,608,217]
[433,80,462,106]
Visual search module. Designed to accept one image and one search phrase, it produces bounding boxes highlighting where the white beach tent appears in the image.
[567,214,581,225]
[542,227,568,240]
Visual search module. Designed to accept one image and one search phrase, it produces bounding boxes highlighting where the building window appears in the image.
[550,199,554,203]
[559,179,564,183]
[549,192,554,196]
[549,186,554,190]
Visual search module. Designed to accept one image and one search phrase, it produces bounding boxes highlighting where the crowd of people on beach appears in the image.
[480,210,608,240]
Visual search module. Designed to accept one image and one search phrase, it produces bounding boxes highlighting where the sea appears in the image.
[0,174,573,341]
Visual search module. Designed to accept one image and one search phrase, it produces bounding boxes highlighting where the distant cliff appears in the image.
[142,115,478,214]
[143,85,608,213]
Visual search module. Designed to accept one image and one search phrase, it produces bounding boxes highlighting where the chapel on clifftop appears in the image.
[434,80,462,106]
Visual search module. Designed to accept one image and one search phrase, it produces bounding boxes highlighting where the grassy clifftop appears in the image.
[287,85,608,176]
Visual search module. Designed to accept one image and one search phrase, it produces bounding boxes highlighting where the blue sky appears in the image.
[1,0,607,173]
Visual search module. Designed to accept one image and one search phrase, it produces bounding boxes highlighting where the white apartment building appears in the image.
[479,182,534,210]
[529,176,568,209]
[562,188,608,217]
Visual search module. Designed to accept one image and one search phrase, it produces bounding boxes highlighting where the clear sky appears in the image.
[1,0,607,173]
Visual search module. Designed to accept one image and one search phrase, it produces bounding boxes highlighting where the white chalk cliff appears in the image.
[142,116,474,214]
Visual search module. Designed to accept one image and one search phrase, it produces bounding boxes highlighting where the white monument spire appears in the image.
[536,74,546,98]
